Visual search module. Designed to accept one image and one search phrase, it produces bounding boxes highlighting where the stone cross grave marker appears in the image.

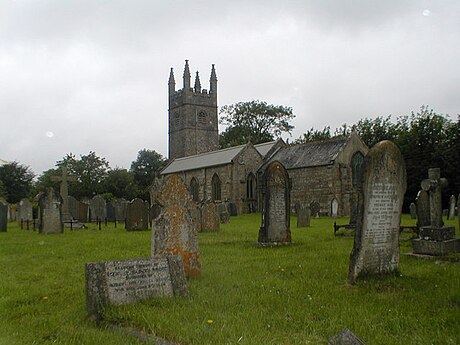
[85,256,188,321]
[420,168,448,228]
[448,195,456,220]
[416,189,430,228]
[89,195,106,222]
[348,141,406,284]
[51,166,77,222]
[409,202,417,220]
[200,200,220,232]
[258,160,291,244]
[38,187,64,234]
[151,174,201,277]
[126,198,149,231]
[0,199,7,232]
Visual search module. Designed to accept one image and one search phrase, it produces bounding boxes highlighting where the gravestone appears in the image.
[348,141,406,284]
[217,202,230,224]
[89,195,106,221]
[296,204,311,228]
[8,204,16,222]
[412,168,458,256]
[190,204,202,232]
[227,202,238,217]
[0,200,7,232]
[409,202,417,220]
[51,166,77,222]
[328,329,366,345]
[17,198,33,224]
[79,201,89,222]
[310,201,320,218]
[113,198,128,221]
[68,196,80,220]
[151,174,201,277]
[106,202,115,222]
[201,201,220,232]
[86,256,188,321]
[448,195,456,220]
[416,189,430,228]
[258,161,291,244]
[331,198,339,218]
[38,187,64,234]
[126,198,149,231]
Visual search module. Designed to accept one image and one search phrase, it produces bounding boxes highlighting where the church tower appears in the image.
[168,60,219,160]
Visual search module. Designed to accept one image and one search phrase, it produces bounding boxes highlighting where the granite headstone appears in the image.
[89,195,106,221]
[200,201,220,232]
[126,198,149,231]
[38,187,64,234]
[296,204,311,228]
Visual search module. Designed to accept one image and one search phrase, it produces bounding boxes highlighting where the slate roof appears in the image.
[263,137,350,170]
[161,141,278,175]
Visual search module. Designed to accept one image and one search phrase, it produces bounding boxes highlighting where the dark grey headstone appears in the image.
[38,187,64,234]
[106,202,115,222]
[296,204,311,228]
[409,202,417,219]
[227,202,238,216]
[328,329,366,345]
[89,195,106,221]
[416,189,430,228]
[0,200,7,232]
[448,195,456,220]
[348,141,406,284]
[258,161,291,244]
[310,201,320,218]
[126,198,149,231]
[85,256,188,321]
[113,198,128,222]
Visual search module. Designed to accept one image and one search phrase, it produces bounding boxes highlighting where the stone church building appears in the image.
[161,60,368,216]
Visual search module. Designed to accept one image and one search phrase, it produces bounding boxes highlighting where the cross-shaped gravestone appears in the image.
[420,168,448,228]
[52,166,77,221]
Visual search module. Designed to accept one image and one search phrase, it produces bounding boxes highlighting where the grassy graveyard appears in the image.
[0,214,459,345]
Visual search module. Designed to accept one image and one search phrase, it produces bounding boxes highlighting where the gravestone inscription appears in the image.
[86,256,188,320]
[38,187,64,234]
[348,141,406,284]
[258,161,291,244]
[126,198,149,231]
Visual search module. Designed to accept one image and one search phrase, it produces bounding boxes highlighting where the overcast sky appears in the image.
[1,0,459,176]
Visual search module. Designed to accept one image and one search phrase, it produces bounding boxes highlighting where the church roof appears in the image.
[161,141,278,175]
[262,137,350,170]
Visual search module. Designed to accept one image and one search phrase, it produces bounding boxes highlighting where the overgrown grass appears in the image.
[0,215,459,344]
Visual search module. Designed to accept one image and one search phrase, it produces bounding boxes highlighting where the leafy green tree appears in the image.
[32,168,60,196]
[294,126,332,144]
[103,168,138,201]
[0,180,7,200]
[219,100,295,148]
[130,149,166,200]
[0,162,35,203]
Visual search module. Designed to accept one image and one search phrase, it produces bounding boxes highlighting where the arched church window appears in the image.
[197,111,207,124]
[351,151,365,188]
[211,173,221,201]
[246,173,256,199]
[190,177,200,202]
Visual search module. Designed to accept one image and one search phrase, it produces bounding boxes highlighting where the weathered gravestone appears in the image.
[258,161,291,244]
[348,141,406,284]
[227,202,238,217]
[409,202,417,220]
[79,201,89,222]
[89,195,106,221]
[0,200,7,232]
[151,174,201,277]
[328,328,366,345]
[8,204,16,222]
[51,166,77,222]
[106,202,115,222]
[113,198,128,222]
[310,200,320,218]
[201,200,220,232]
[86,256,188,321]
[412,168,458,256]
[68,196,80,220]
[38,187,64,234]
[17,198,33,224]
[126,198,149,231]
[448,195,456,220]
[416,189,430,228]
[331,198,339,218]
[217,202,230,224]
[296,204,311,228]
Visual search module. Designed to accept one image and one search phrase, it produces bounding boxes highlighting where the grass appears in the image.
[0,214,459,345]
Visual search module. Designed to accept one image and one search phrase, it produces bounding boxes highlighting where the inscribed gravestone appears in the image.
[348,141,406,284]
[258,161,291,244]
[38,187,64,234]
[17,198,33,223]
[201,201,220,232]
[126,198,149,231]
[296,204,311,228]
[416,189,430,228]
[89,195,106,221]
[409,202,417,220]
[448,195,456,220]
[86,256,188,320]
[331,198,339,218]
[113,198,128,221]
[151,174,201,277]
[0,200,7,232]
[310,201,320,218]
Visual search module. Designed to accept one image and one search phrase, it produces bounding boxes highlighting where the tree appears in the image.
[103,168,138,201]
[130,149,166,200]
[0,162,35,203]
[219,100,295,148]
[293,126,332,144]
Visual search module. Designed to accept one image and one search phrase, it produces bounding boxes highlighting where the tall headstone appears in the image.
[8,204,16,222]
[331,198,339,218]
[409,202,417,220]
[79,201,89,222]
[348,141,406,284]
[296,204,311,228]
[126,198,149,231]
[17,198,33,224]
[412,168,458,255]
[38,187,64,234]
[151,174,201,277]
[89,195,106,221]
[447,195,456,220]
[106,202,115,222]
[258,161,291,244]
[200,201,220,232]
[51,166,77,222]
[416,189,430,228]
[68,196,80,220]
[0,199,7,232]
[113,198,128,221]
[310,200,320,218]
